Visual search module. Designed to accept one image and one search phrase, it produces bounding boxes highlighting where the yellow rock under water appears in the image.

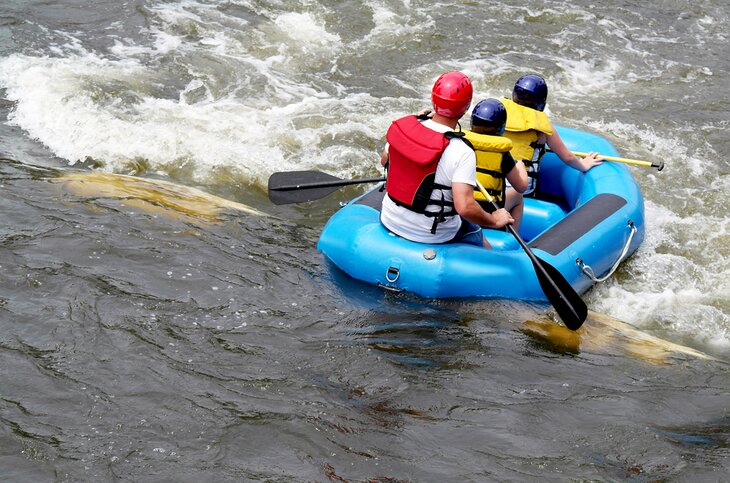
[58,171,267,223]
[521,310,714,364]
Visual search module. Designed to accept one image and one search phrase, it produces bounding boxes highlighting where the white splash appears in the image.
[361,0,436,42]
[0,0,727,353]
[274,12,341,50]
[0,2,380,184]
[590,200,730,351]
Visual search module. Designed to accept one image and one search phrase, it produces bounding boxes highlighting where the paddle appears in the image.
[268,170,386,205]
[572,151,664,171]
[475,180,587,330]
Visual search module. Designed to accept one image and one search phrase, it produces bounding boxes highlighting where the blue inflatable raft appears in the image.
[317,126,645,301]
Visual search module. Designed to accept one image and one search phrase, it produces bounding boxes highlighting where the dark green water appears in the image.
[1,1,728,480]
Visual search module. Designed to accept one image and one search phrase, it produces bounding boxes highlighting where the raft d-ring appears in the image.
[386,266,400,283]
[577,220,638,283]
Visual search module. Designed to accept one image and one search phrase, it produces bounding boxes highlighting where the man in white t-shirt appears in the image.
[379,72,513,247]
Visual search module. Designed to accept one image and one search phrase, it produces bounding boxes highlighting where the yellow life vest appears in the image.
[499,98,554,194]
[463,130,513,204]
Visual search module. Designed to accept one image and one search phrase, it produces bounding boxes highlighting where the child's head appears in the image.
[513,74,548,111]
[470,98,507,136]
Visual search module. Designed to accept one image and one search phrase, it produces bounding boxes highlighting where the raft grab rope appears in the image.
[576,220,637,283]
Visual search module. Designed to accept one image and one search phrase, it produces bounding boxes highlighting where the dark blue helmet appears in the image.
[470,98,507,136]
[512,74,548,111]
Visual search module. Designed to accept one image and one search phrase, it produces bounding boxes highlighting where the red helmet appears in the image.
[431,71,473,119]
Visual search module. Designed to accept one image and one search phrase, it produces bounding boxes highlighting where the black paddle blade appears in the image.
[267,171,386,205]
[476,182,588,331]
[267,170,342,205]
[532,256,588,330]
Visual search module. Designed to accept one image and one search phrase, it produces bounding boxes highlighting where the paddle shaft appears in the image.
[271,176,386,191]
[572,151,664,170]
[476,182,546,271]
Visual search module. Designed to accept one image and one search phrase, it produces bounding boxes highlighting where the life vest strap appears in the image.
[387,192,457,235]
[473,186,502,196]
[531,142,546,164]
[387,194,455,213]
[476,167,502,178]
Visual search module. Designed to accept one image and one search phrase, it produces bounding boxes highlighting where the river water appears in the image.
[1,0,728,481]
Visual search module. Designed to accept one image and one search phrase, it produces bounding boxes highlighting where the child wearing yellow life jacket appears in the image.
[462,98,529,233]
[499,74,604,198]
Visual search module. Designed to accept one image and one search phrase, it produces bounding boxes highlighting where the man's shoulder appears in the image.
[421,118,451,133]
[441,138,475,173]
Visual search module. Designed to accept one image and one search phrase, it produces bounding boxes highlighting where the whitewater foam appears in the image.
[1,0,727,352]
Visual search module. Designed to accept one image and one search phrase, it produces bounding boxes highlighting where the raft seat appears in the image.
[528,193,627,256]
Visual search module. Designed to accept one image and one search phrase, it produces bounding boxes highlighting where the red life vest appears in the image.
[385,115,457,210]
[385,115,466,233]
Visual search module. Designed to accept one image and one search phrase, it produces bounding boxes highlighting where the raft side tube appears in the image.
[431,245,545,299]
[318,203,446,297]
[538,125,622,205]
[318,200,548,300]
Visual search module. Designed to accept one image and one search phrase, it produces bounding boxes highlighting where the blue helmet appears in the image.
[470,98,507,136]
[512,74,548,111]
